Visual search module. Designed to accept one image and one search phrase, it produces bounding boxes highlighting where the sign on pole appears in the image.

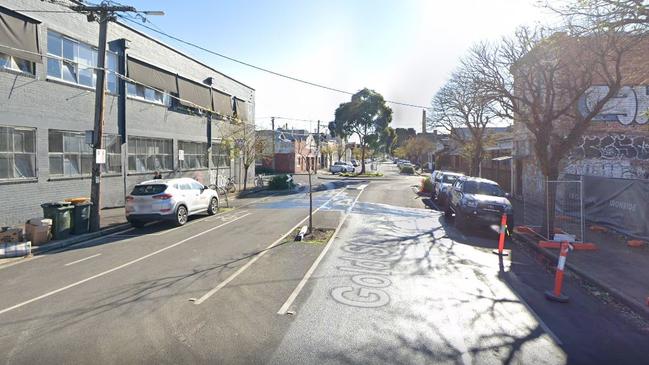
[179,149,185,161]
[96,149,106,164]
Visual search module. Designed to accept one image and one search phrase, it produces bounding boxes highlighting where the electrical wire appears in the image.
[116,15,430,110]
[11,0,430,109]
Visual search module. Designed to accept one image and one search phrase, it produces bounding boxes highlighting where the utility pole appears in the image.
[316,120,320,171]
[271,117,275,171]
[71,3,163,232]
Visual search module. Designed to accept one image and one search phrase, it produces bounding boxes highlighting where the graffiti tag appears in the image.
[582,86,649,125]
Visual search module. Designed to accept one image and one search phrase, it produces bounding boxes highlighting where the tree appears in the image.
[429,67,499,176]
[548,0,648,34]
[380,126,397,155]
[320,144,334,167]
[466,26,639,236]
[403,136,435,168]
[231,123,265,191]
[393,128,417,149]
[332,88,393,173]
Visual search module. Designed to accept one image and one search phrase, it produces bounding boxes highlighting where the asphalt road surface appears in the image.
[0,163,646,364]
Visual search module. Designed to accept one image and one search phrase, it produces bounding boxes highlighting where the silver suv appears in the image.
[125,177,219,227]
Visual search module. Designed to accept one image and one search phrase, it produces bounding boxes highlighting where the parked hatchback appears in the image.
[125,178,219,227]
[446,177,513,231]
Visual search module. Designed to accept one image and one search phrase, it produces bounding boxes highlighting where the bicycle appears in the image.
[208,175,237,195]
[254,174,264,188]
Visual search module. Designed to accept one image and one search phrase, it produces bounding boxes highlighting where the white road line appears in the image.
[0,213,251,316]
[356,184,368,190]
[277,185,366,315]
[194,187,350,305]
[64,253,102,266]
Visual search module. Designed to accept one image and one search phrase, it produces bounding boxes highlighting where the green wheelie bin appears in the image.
[41,202,73,240]
[71,201,93,235]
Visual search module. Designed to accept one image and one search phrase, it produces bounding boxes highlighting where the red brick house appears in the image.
[257,129,318,173]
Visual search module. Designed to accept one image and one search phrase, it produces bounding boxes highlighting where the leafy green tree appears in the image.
[332,88,392,173]
[393,128,417,149]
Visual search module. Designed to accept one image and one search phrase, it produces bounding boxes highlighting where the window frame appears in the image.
[211,141,231,168]
[0,52,35,75]
[0,125,37,182]
[46,30,118,94]
[47,130,121,178]
[179,140,207,171]
[127,136,173,173]
[126,81,171,106]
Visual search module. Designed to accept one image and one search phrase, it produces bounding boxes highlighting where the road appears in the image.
[0,163,646,364]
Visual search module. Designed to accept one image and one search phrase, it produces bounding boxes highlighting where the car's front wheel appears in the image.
[444,207,453,219]
[207,197,219,215]
[175,205,188,226]
[455,211,467,230]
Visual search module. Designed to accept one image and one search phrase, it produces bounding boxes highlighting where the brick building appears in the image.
[0,0,255,226]
[512,36,649,199]
[257,129,318,173]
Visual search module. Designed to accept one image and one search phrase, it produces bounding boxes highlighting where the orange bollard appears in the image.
[545,241,572,303]
[492,213,509,256]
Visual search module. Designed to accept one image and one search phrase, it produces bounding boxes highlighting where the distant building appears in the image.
[438,127,513,192]
[257,129,318,173]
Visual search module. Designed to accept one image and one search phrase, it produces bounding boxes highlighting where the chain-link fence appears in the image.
[518,176,584,242]
[547,180,584,242]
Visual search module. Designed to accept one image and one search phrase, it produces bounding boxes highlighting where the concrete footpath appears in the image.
[0,190,281,267]
[513,226,649,319]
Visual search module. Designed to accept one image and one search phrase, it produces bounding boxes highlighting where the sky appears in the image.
[121,0,554,133]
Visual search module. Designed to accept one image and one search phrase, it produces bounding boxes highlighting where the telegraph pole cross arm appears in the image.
[69,3,163,232]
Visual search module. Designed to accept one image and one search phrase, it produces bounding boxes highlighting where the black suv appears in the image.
[446,177,513,230]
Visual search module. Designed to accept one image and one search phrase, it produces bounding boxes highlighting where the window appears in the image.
[126,82,170,106]
[179,141,207,170]
[211,142,230,167]
[46,31,118,93]
[103,135,122,174]
[0,52,34,74]
[128,136,172,173]
[0,126,36,180]
[48,130,120,177]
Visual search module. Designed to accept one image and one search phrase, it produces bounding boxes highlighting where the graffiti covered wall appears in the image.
[566,134,649,178]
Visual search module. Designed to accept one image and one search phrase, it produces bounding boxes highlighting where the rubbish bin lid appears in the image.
[41,202,72,208]
[65,197,90,204]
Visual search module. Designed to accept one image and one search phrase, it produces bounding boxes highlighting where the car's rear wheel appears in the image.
[207,197,219,215]
[175,205,188,226]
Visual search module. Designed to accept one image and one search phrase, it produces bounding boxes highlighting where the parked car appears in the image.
[330,161,355,173]
[446,176,513,231]
[125,178,219,227]
[432,171,464,207]
[397,159,411,168]
[350,159,359,167]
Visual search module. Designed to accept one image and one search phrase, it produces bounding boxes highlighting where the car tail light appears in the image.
[126,196,134,202]
[153,193,173,200]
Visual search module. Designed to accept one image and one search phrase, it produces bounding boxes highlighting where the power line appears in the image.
[116,15,430,109]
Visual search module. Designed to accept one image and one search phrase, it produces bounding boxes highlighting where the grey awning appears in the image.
[178,77,212,110]
[492,155,512,161]
[212,89,233,117]
[0,7,41,63]
[234,98,249,122]
[127,58,178,94]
